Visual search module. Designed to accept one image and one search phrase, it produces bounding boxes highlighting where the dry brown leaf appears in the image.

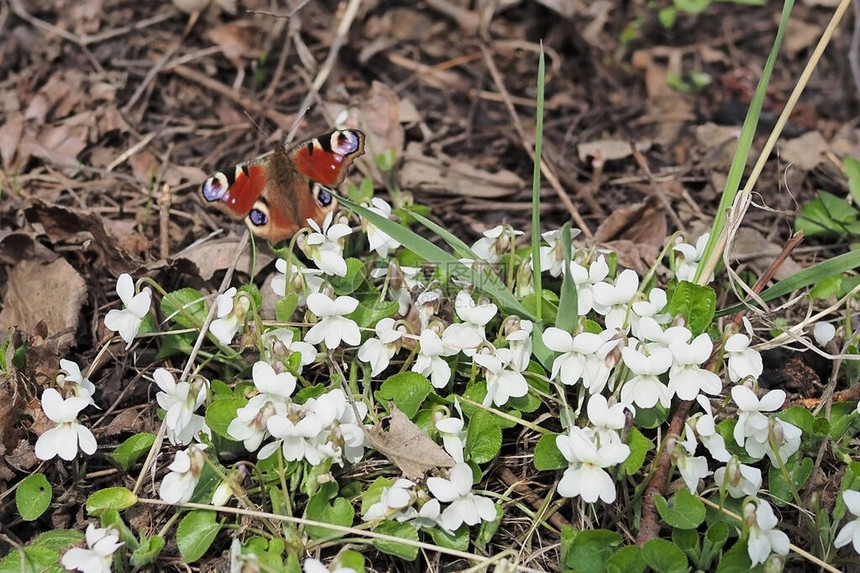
[0,230,56,265]
[360,82,405,165]
[730,227,805,282]
[28,124,88,175]
[0,259,87,354]
[779,130,828,171]
[206,21,264,63]
[365,406,455,480]
[102,408,146,437]
[401,142,524,198]
[24,200,138,275]
[0,113,25,170]
[172,237,274,281]
[594,195,667,247]
[577,139,652,163]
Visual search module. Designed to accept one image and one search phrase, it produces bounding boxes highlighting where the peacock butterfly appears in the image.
[200,129,365,243]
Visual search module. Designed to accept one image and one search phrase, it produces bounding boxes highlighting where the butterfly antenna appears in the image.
[243,112,272,140]
[284,106,311,145]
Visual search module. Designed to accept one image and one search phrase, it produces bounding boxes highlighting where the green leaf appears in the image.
[339,196,538,323]
[622,427,653,474]
[161,287,208,329]
[0,530,83,573]
[304,482,354,540]
[465,410,502,464]
[563,529,623,573]
[667,281,716,335]
[768,455,812,506]
[86,487,138,516]
[674,0,711,14]
[475,504,503,548]
[633,402,669,429]
[845,156,860,204]
[16,473,51,521]
[701,521,730,567]
[330,258,367,295]
[206,398,246,440]
[372,521,418,561]
[819,190,857,224]
[111,432,156,470]
[176,510,221,563]
[350,298,399,329]
[672,527,699,559]
[556,224,580,331]
[375,372,432,419]
[642,538,688,573]
[606,545,646,573]
[775,406,815,435]
[130,534,165,568]
[428,524,470,551]
[715,541,753,573]
[717,249,860,316]
[534,433,567,470]
[275,293,299,322]
[654,488,706,529]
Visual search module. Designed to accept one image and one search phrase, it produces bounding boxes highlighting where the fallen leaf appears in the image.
[779,130,828,171]
[102,408,146,437]
[25,199,138,275]
[0,113,25,170]
[594,195,667,247]
[206,21,264,63]
[0,259,87,354]
[0,230,56,265]
[577,139,652,163]
[364,406,455,480]
[401,142,524,198]
[171,237,274,281]
[730,227,805,282]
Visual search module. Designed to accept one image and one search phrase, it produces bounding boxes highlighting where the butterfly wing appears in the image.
[288,129,366,186]
[200,129,365,243]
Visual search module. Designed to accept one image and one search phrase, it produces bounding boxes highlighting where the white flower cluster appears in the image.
[226,361,366,467]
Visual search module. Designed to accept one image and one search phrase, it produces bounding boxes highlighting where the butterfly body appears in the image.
[201,129,365,243]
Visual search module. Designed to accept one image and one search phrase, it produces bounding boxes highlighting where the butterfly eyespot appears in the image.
[201,172,229,202]
[330,131,360,155]
[249,208,268,226]
[314,184,334,207]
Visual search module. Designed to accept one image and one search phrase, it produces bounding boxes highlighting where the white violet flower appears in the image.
[304,293,361,349]
[357,317,404,376]
[813,321,836,347]
[61,524,122,573]
[471,224,522,264]
[835,489,860,554]
[556,426,630,503]
[724,318,763,383]
[713,456,762,498]
[441,290,497,356]
[413,328,458,389]
[474,348,528,408]
[270,259,325,306]
[592,269,640,331]
[154,368,210,446]
[744,498,790,566]
[298,212,352,276]
[57,358,96,404]
[104,273,151,348]
[365,197,400,257]
[667,333,722,400]
[674,233,711,283]
[426,462,497,531]
[209,287,251,346]
[159,443,208,504]
[34,388,97,461]
[619,344,673,409]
